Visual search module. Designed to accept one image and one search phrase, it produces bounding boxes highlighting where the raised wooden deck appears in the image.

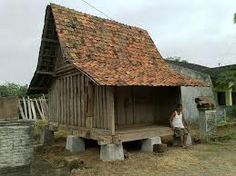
[52,123,173,145]
[113,125,173,144]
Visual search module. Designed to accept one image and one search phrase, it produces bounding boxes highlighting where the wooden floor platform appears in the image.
[53,123,173,145]
[113,125,173,144]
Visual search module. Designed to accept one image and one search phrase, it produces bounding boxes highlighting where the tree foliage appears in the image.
[214,68,236,88]
[0,82,28,97]
[165,56,188,63]
[234,13,236,23]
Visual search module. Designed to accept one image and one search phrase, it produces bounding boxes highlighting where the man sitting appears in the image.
[169,104,189,148]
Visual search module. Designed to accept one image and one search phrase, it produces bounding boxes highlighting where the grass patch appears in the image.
[33,120,48,144]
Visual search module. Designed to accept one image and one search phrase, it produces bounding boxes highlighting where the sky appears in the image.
[0,0,235,85]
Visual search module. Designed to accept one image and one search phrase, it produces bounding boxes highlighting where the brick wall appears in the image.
[0,121,33,176]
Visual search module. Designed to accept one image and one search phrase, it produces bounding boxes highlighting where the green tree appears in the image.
[234,13,236,23]
[214,68,236,88]
[0,82,28,97]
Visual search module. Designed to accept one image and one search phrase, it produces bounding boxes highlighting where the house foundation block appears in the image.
[66,136,85,153]
[141,136,162,152]
[40,127,54,145]
[100,144,124,161]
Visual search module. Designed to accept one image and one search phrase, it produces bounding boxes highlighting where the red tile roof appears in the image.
[50,4,206,86]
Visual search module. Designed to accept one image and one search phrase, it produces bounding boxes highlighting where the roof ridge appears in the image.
[211,64,236,69]
[50,3,148,33]
[165,59,210,69]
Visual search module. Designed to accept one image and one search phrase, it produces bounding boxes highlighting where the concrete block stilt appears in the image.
[40,127,54,145]
[100,144,124,161]
[66,136,85,153]
[141,136,162,152]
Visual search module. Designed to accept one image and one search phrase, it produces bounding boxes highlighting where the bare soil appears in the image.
[32,125,236,176]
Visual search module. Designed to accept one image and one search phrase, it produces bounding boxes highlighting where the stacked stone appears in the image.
[0,121,33,176]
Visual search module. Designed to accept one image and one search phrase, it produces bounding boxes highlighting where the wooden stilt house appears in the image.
[28,4,204,145]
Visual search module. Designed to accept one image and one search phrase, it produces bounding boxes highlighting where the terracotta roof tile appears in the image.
[50,4,205,87]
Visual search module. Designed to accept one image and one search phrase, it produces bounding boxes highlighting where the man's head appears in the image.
[176,104,182,112]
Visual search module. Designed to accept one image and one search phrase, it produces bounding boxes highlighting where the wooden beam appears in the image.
[113,126,173,144]
[49,123,113,145]
[39,54,56,58]
[55,64,75,74]
[42,38,59,44]
[29,87,44,90]
[36,71,54,75]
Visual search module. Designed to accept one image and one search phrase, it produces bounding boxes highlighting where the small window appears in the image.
[217,92,226,105]
[232,92,236,105]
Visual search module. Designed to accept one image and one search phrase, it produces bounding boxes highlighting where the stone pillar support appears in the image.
[100,144,124,161]
[40,127,54,145]
[66,136,85,153]
[141,136,162,152]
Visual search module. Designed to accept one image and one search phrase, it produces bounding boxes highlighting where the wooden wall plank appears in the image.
[73,75,77,126]
[63,77,66,124]
[66,77,69,125]
[70,76,73,126]
[60,79,63,124]
[95,86,99,128]
[103,87,107,129]
[80,74,85,127]
[86,81,94,128]
[99,87,103,129]
[61,78,64,124]
[93,86,96,128]
[56,80,60,123]
[77,74,81,127]
[107,87,115,135]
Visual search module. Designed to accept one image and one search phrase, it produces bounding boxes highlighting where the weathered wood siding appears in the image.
[114,86,180,129]
[48,73,114,132]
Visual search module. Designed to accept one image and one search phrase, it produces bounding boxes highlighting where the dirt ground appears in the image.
[32,125,236,176]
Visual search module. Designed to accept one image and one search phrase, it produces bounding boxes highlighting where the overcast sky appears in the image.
[0,0,235,85]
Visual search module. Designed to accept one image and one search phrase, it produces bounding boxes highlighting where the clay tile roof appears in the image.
[50,4,205,87]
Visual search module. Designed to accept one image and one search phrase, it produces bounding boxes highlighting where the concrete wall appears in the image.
[168,63,215,123]
[0,121,33,176]
[181,86,214,122]
[0,97,18,121]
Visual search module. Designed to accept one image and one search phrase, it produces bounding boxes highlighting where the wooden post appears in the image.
[81,74,85,127]
[73,75,77,126]
[35,98,44,119]
[70,76,73,126]
[86,81,94,128]
[18,99,26,119]
[22,97,28,119]
[39,98,45,118]
[31,100,37,120]
[27,97,32,120]
[107,87,115,135]
[77,74,81,126]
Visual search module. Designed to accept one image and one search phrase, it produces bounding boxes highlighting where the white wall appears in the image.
[181,86,214,123]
